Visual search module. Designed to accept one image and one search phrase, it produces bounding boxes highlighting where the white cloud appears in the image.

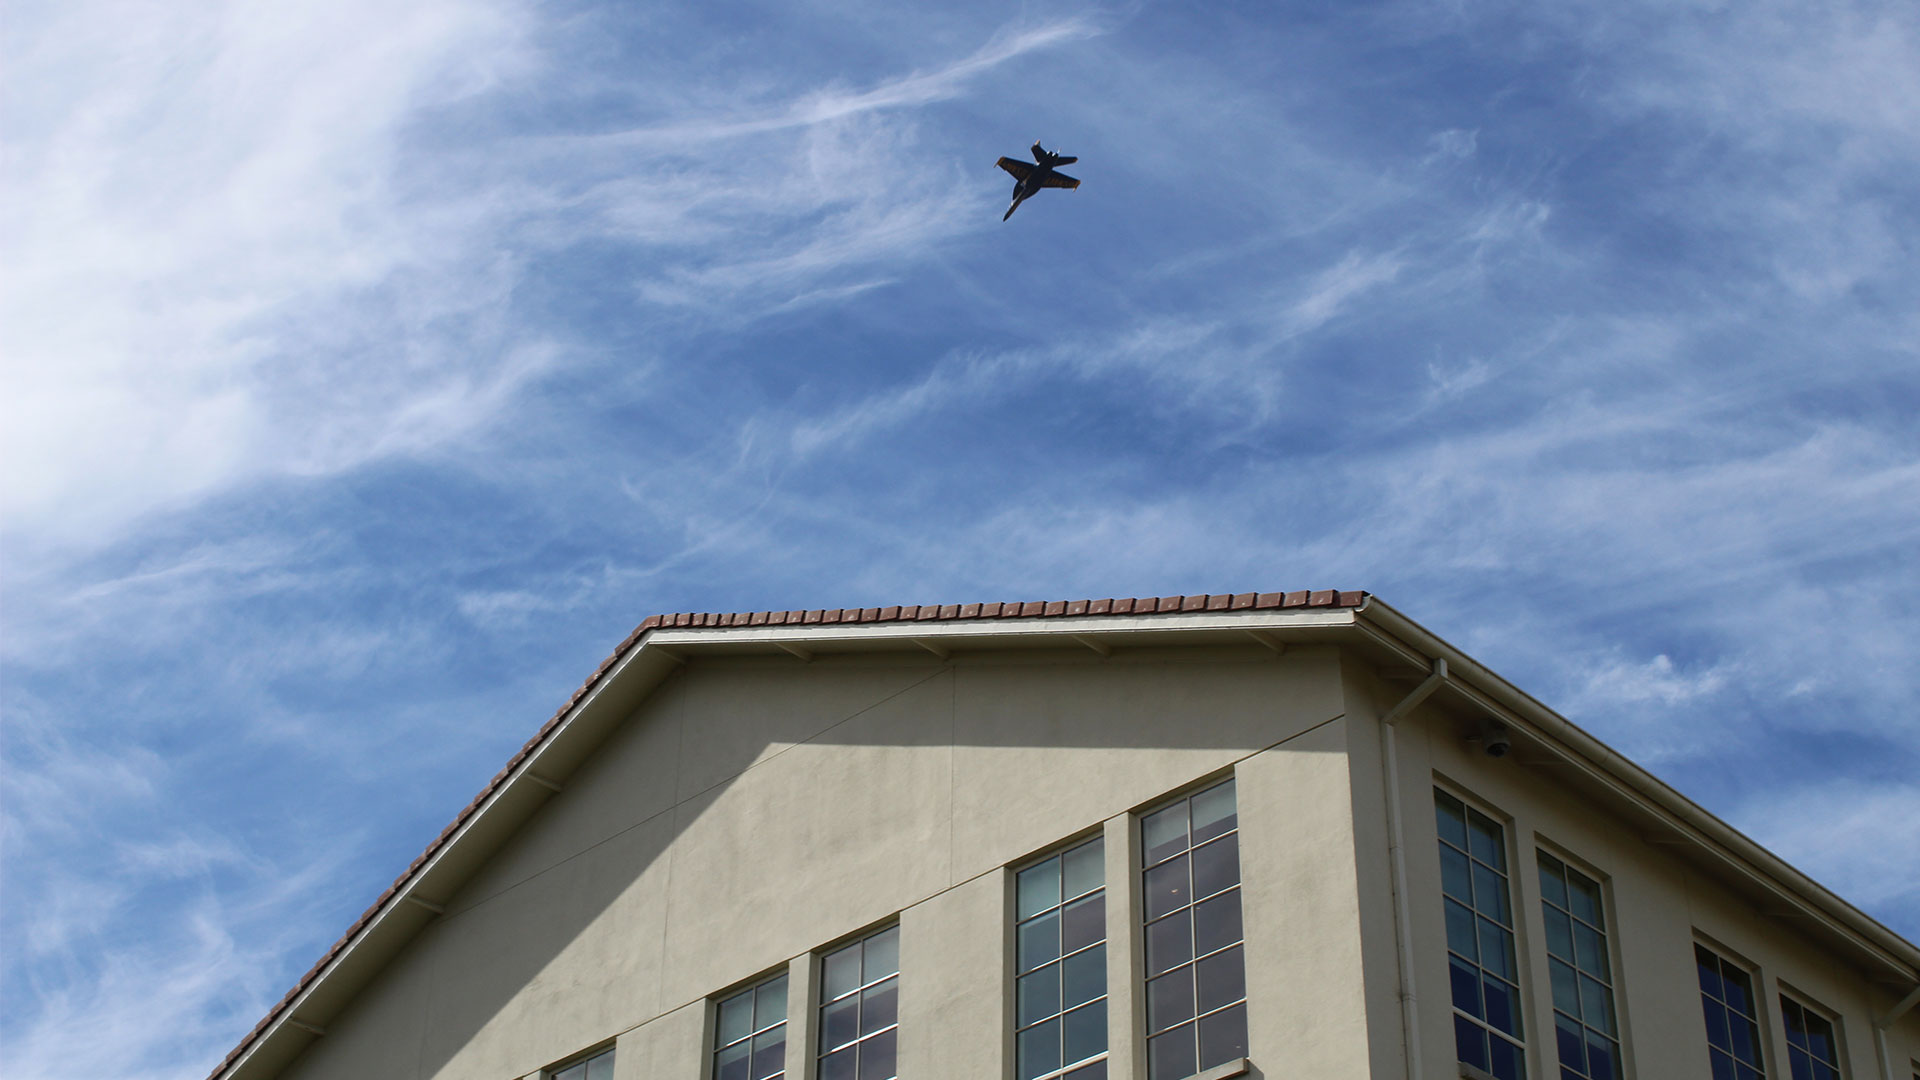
[0,0,544,554]
[1733,782,1920,911]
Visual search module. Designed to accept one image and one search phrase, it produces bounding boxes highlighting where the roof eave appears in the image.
[1353,598,1920,985]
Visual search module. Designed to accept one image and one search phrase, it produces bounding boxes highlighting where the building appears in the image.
[209,590,1920,1080]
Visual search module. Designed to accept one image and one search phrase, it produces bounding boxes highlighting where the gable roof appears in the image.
[207,589,1366,1079]
[209,588,1918,1080]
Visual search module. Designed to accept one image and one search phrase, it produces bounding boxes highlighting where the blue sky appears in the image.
[3,0,1917,1076]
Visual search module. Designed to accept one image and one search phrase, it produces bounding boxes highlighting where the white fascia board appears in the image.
[1355,599,1920,982]
[644,607,1360,651]
[218,638,682,1080]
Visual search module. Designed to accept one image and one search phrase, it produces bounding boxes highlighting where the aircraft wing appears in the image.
[1040,171,1080,190]
[997,157,1035,180]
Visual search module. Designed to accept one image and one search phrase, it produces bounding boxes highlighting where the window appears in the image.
[1015,835,1108,1080]
[1539,852,1620,1080]
[716,973,788,1080]
[818,926,899,1080]
[1696,944,1765,1080]
[551,1048,614,1080]
[1436,789,1526,1080]
[1141,778,1247,1080]
[1780,995,1844,1080]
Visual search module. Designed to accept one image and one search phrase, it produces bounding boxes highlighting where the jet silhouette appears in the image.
[996,142,1080,221]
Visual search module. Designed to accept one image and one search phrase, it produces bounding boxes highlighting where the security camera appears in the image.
[1482,725,1512,758]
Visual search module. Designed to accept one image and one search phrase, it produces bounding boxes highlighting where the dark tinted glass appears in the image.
[1064,1000,1105,1066]
[1192,891,1241,956]
[1149,1026,1197,1080]
[1062,945,1104,1009]
[1146,910,1192,975]
[1197,1003,1247,1069]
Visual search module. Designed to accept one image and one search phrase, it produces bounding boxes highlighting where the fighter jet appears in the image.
[996,142,1080,221]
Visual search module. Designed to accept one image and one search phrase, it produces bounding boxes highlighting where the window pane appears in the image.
[1567,872,1602,926]
[819,1047,855,1080]
[1488,1034,1525,1080]
[864,927,900,981]
[1063,894,1105,953]
[1585,1032,1618,1080]
[586,1053,615,1080]
[1468,811,1505,870]
[1063,839,1104,900]
[1195,946,1245,1015]
[822,995,858,1051]
[1436,791,1469,848]
[1455,1014,1491,1070]
[1556,1014,1586,1074]
[1065,1062,1108,1080]
[556,1066,584,1080]
[1473,862,1512,923]
[1191,837,1239,901]
[1190,780,1236,844]
[1696,946,1723,999]
[720,992,755,1043]
[1441,845,1474,903]
[717,1043,751,1080]
[1538,853,1567,908]
[756,976,788,1029]
[1573,923,1608,979]
[1148,970,1195,1033]
[1450,957,1484,1019]
[1063,999,1106,1066]
[1144,855,1191,920]
[1149,1025,1197,1080]
[1197,1002,1248,1068]
[1019,964,1062,1028]
[1783,999,1809,1045]
[1146,910,1192,975]
[857,1028,897,1080]
[1062,944,1105,1010]
[1143,804,1189,865]
[1018,1018,1061,1080]
[1484,975,1519,1036]
[1730,1014,1761,1066]
[1446,898,1480,962]
[1578,974,1615,1036]
[1193,891,1242,957]
[1019,858,1062,921]
[823,947,862,1001]
[1543,906,1574,963]
[1019,911,1061,972]
[1549,959,1580,1018]
[1478,917,1515,979]
[1702,1000,1731,1051]
[1721,966,1753,1016]
[861,980,897,1036]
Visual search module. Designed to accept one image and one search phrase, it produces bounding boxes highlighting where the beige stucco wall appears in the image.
[276,643,1387,1080]
[1345,661,1920,1080]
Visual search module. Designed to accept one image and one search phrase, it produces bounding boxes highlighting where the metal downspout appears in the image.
[1875,982,1920,1080]
[1381,657,1449,1080]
